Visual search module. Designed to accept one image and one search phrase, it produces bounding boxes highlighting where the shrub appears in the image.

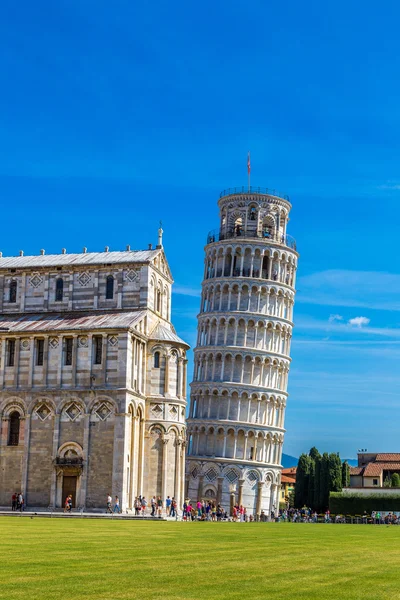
[330,492,400,514]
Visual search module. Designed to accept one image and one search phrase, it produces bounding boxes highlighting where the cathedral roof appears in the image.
[0,310,147,333]
[0,249,161,269]
[149,322,189,348]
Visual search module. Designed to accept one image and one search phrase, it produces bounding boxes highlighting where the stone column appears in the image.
[269,483,277,517]
[137,418,145,496]
[243,434,248,461]
[112,412,128,511]
[43,336,49,387]
[49,412,60,508]
[238,478,245,506]
[164,355,170,396]
[217,477,224,504]
[21,414,31,500]
[197,474,204,500]
[185,473,190,501]
[183,360,188,399]
[101,334,107,386]
[13,337,20,388]
[161,437,169,508]
[180,443,186,507]
[71,335,78,387]
[0,338,6,389]
[174,439,181,508]
[256,481,264,516]
[79,413,91,509]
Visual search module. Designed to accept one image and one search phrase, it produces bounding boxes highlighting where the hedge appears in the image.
[330,492,400,513]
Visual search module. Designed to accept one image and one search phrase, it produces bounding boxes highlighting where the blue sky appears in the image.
[1,1,400,458]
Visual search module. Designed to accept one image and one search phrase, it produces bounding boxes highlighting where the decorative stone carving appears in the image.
[65,403,82,422]
[49,337,59,349]
[108,335,118,347]
[29,273,43,288]
[125,269,139,283]
[151,404,163,418]
[95,403,111,421]
[36,403,51,421]
[77,271,91,287]
[78,335,88,348]
[205,467,218,482]
[226,469,239,484]
[20,339,30,351]
[169,405,178,419]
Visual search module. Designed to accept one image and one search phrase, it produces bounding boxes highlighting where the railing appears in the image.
[219,186,290,201]
[55,457,84,466]
[207,228,297,251]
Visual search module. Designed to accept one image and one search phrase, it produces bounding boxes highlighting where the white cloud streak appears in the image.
[297,269,400,311]
[173,285,201,297]
[329,314,343,323]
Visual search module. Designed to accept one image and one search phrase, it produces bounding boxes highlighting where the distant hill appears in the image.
[282,453,298,468]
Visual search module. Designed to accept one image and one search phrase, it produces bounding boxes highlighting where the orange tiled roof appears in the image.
[281,475,296,484]
[364,462,400,476]
[282,467,297,475]
[350,467,364,475]
[376,453,400,462]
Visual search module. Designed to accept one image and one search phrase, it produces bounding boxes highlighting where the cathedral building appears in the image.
[0,231,189,511]
[186,186,298,515]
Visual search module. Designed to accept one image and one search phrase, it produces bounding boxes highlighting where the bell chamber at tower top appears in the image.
[206,189,297,251]
[204,189,298,285]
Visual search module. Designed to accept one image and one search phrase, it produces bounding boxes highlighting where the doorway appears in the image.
[62,476,77,508]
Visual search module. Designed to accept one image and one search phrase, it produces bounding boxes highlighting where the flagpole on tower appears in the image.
[247,151,251,191]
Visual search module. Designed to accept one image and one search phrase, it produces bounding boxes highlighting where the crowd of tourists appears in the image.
[11,492,25,511]
[276,507,400,524]
[127,496,262,521]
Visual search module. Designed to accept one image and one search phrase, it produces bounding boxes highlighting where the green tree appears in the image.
[342,461,350,488]
[391,473,400,487]
[319,453,330,511]
[295,454,311,508]
[314,455,321,509]
[329,453,343,493]
[309,447,320,461]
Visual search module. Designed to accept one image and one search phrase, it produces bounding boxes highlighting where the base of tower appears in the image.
[185,459,281,517]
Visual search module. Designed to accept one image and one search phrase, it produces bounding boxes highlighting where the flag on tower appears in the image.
[247,151,251,175]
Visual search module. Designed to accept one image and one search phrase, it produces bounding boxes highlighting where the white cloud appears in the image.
[173,285,201,297]
[329,314,343,323]
[295,315,400,338]
[348,316,370,328]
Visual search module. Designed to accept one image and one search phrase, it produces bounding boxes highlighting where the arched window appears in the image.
[8,411,20,446]
[106,275,114,299]
[9,281,17,303]
[154,351,160,368]
[156,288,161,313]
[234,217,243,236]
[248,206,257,221]
[55,278,64,302]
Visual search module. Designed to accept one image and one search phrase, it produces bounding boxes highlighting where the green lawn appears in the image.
[0,517,399,600]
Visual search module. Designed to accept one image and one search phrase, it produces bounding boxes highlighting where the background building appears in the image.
[186,186,298,515]
[0,233,189,510]
[280,466,296,505]
[350,453,400,488]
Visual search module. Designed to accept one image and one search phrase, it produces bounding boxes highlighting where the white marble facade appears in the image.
[186,188,298,515]
[0,235,189,511]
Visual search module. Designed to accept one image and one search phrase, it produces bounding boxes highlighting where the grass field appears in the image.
[1,517,399,600]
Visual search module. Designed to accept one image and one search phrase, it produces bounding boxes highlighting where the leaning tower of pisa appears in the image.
[186,186,298,516]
